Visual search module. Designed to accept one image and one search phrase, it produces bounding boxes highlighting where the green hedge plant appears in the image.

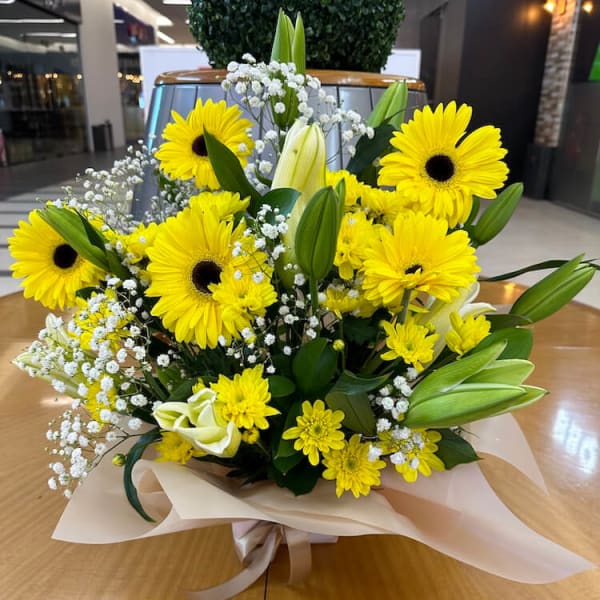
[188,0,406,73]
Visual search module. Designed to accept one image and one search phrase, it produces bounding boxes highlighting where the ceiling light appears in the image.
[582,1,593,12]
[157,16,173,26]
[543,1,555,12]
[0,18,65,23]
[0,1,16,4]
[157,30,175,44]
[24,32,77,38]
[163,1,191,4]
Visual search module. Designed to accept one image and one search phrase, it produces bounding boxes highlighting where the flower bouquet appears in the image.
[9,10,597,598]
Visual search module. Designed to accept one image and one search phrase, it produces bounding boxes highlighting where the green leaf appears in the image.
[272,451,303,475]
[474,328,533,360]
[165,379,194,403]
[260,188,300,223]
[346,123,395,175]
[486,313,532,330]
[482,259,599,282]
[292,337,338,397]
[203,130,261,210]
[39,206,109,271]
[142,370,168,402]
[342,315,381,345]
[268,460,321,496]
[404,383,531,429]
[268,375,296,398]
[464,359,534,385]
[435,428,480,469]
[410,341,507,406]
[325,390,376,435]
[124,429,162,522]
[275,400,303,458]
[332,370,389,395]
[472,183,523,246]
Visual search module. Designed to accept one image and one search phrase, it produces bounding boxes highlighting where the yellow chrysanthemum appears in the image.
[123,222,159,263]
[380,319,439,372]
[380,429,445,483]
[146,205,267,348]
[211,365,279,430]
[334,211,375,280]
[155,98,253,190]
[189,190,250,221]
[282,400,345,466]
[155,431,203,464]
[212,268,277,339]
[322,434,386,498]
[445,311,491,356]
[325,169,364,208]
[362,211,479,307]
[359,185,409,225]
[84,380,117,423]
[322,284,377,319]
[73,289,134,352]
[8,210,104,310]
[378,102,509,227]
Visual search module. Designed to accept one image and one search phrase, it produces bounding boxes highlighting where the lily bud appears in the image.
[295,186,344,281]
[367,80,408,130]
[272,121,326,285]
[510,255,596,323]
[472,183,523,246]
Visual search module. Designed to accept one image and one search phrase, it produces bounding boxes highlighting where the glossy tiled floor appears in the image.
[0,152,599,307]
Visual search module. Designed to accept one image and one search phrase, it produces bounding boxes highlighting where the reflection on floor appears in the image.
[1,153,599,309]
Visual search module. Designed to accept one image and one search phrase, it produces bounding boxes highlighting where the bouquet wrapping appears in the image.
[8,10,597,598]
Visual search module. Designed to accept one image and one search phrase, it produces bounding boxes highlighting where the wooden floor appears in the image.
[0,283,598,599]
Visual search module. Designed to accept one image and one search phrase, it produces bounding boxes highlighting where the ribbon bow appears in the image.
[187,520,314,599]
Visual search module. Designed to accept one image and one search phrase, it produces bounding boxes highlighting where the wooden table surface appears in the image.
[1,283,598,599]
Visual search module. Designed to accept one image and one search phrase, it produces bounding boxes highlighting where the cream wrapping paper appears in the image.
[53,413,594,592]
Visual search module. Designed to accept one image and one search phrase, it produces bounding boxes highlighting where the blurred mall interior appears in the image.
[0,0,599,303]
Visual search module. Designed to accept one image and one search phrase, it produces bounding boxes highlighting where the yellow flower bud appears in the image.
[333,339,345,352]
[112,453,126,467]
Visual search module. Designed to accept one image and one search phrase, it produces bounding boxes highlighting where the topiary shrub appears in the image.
[188,1,405,73]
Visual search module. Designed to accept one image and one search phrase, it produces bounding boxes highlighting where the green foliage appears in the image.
[435,429,480,469]
[188,1,406,73]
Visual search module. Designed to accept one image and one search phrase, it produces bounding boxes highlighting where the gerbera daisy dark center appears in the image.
[405,264,423,275]
[191,135,208,156]
[425,154,455,182]
[53,244,78,270]
[192,260,222,294]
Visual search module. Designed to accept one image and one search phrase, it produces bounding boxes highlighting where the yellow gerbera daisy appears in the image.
[378,102,509,227]
[322,434,386,498]
[155,98,254,190]
[8,210,104,310]
[380,319,439,372]
[362,211,479,307]
[146,205,266,348]
[211,365,279,430]
[282,399,345,466]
